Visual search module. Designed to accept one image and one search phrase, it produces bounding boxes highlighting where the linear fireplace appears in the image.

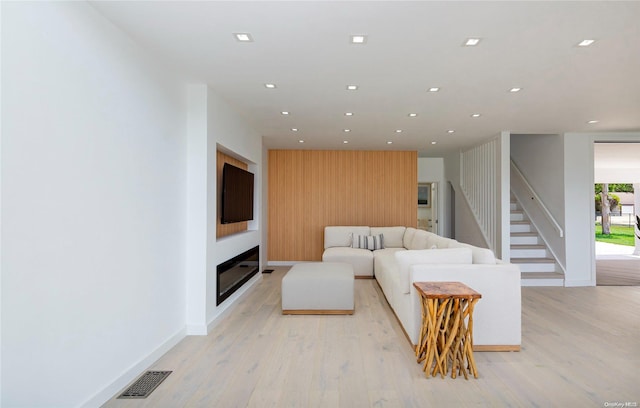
[216,245,259,306]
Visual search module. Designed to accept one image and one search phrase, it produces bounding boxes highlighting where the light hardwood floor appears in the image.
[597,257,640,285]
[103,267,640,407]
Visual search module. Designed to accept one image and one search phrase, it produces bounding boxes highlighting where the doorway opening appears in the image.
[593,142,640,286]
[418,182,438,234]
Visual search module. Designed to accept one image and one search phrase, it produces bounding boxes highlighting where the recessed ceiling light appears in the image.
[395,129,402,133]
[587,120,599,124]
[428,87,440,92]
[350,35,367,44]
[291,128,298,132]
[464,38,481,46]
[447,130,455,133]
[431,141,437,145]
[298,140,304,143]
[345,112,354,116]
[281,111,289,115]
[234,33,253,42]
[346,85,358,91]
[509,87,522,93]
[471,113,481,118]
[387,141,393,145]
[408,113,418,117]
[343,140,349,144]
[578,39,595,47]
[344,129,351,132]
[264,83,276,89]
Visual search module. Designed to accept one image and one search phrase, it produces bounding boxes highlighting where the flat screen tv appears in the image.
[221,163,254,224]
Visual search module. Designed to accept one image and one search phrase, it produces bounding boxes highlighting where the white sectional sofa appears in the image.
[322,226,521,351]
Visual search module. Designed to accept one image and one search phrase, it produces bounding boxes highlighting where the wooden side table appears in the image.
[413,281,482,379]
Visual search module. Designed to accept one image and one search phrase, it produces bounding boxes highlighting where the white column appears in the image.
[634,183,640,256]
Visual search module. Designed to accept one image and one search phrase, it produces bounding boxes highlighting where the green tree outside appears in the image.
[594,183,634,194]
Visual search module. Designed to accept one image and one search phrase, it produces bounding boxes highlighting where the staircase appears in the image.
[510,195,564,286]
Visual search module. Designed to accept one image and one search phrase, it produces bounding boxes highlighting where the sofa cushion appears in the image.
[352,234,385,250]
[322,246,374,277]
[439,238,458,249]
[446,241,496,264]
[425,232,440,249]
[324,226,371,249]
[470,246,496,264]
[371,226,406,248]
[421,232,450,249]
[409,230,430,249]
[373,248,403,303]
[395,247,473,294]
[403,227,417,249]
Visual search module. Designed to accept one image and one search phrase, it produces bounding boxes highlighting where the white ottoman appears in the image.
[282,262,354,315]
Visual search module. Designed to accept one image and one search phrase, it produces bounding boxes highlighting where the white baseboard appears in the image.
[81,271,264,407]
[186,324,208,335]
[80,327,186,408]
[564,279,596,287]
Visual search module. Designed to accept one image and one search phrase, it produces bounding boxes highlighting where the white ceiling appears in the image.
[90,1,640,157]
[594,143,640,183]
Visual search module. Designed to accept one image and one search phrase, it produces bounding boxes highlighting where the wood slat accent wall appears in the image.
[268,150,417,261]
[217,150,248,239]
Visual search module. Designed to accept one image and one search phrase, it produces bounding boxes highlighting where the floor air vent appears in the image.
[117,371,172,399]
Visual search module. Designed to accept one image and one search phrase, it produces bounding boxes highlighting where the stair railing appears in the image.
[510,160,564,238]
[511,159,566,274]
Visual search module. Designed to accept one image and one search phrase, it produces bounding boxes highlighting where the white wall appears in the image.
[2,2,187,407]
[206,86,262,326]
[498,131,511,262]
[511,134,566,268]
[261,143,270,274]
[418,158,444,182]
[511,134,566,227]
[443,151,488,248]
[565,132,640,286]
[185,86,262,334]
[0,2,4,399]
[186,86,209,334]
[563,134,596,286]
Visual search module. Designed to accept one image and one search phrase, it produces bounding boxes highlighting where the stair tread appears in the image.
[511,257,556,263]
[511,244,546,249]
[510,196,558,273]
[521,272,565,278]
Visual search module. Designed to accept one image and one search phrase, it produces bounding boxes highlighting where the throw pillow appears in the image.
[352,234,385,250]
